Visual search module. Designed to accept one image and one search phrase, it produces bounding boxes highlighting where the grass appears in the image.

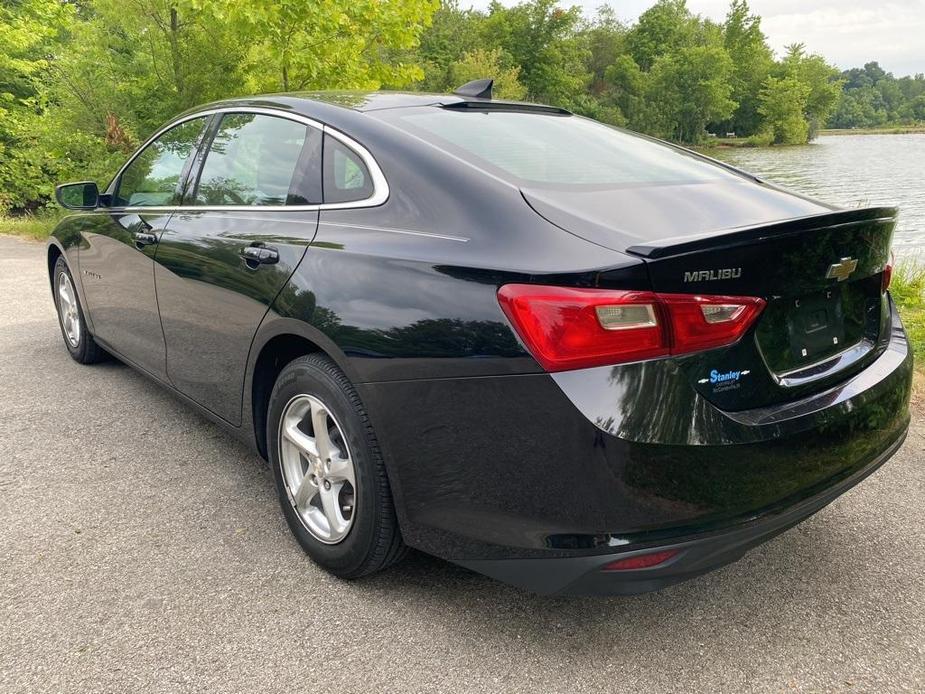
[819,125,925,136]
[891,259,925,365]
[0,209,64,241]
[698,133,777,149]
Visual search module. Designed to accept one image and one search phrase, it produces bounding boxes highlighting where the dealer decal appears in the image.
[698,368,751,393]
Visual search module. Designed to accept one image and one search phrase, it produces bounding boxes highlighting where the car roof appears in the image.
[288,91,463,112]
[179,90,566,120]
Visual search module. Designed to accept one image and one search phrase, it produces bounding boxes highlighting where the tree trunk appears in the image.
[168,6,185,101]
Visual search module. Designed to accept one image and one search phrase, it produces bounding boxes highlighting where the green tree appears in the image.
[85,0,245,129]
[0,0,76,208]
[830,86,888,128]
[778,44,843,138]
[602,55,645,127]
[482,0,590,106]
[626,0,698,72]
[224,0,438,92]
[909,94,925,121]
[418,1,486,92]
[448,48,527,99]
[722,0,772,136]
[646,44,737,143]
[583,6,626,89]
[833,62,925,127]
[759,76,810,144]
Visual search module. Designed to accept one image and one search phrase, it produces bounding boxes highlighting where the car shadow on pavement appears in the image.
[349,507,883,652]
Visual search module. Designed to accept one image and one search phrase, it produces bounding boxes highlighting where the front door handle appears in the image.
[241,245,279,267]
[134,231,158,247]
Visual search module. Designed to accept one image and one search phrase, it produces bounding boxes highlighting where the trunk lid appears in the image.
[521,177,834,254]
[632,207,897,411]
[527,188,899,411]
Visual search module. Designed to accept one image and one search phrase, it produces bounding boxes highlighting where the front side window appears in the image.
[194,114,313,206]
[115,117,206,207]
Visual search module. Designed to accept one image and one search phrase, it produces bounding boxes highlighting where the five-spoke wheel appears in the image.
[56,271,81,348]
[267,354,406,578]
[279,394,357,544]
[52,256,105,364]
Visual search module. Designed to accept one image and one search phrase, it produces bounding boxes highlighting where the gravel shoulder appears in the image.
[1,234,923,693]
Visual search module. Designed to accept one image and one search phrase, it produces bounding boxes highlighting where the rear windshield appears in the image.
[383,108,741,188]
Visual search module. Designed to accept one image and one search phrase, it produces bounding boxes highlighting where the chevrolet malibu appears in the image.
[48,82,912,595]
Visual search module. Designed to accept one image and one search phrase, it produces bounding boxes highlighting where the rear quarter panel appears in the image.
[267,119,646,383]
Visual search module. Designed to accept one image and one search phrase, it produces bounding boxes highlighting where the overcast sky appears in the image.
[464,1,925,76]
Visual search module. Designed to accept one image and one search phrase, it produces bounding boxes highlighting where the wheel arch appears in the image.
[46,228,96,333]
[247,317,362,461]
[47,241,63,285]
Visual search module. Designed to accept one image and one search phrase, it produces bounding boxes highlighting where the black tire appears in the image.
[267,354,406,578]
[52,256,106,364]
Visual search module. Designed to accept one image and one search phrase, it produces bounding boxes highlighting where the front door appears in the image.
[154,112,322,424]
[79,116,209,378]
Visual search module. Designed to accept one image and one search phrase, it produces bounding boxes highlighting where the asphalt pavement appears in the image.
[1,234,923,693]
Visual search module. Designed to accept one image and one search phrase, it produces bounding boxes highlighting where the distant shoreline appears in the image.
[819,126,925,136]
[697,126,925,150]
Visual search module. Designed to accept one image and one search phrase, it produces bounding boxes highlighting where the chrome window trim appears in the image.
[105,106,389,213]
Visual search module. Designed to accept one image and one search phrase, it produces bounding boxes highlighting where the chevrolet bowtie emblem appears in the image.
[825,257,858,282]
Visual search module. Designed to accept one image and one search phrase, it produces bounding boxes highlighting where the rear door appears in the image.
[80,116,209,378]
[153,111,322,425]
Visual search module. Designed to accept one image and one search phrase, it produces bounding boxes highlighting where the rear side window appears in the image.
[386,109,742,188]
[194,113,319,206]
[115,117,206,207]
[323,134,373,204]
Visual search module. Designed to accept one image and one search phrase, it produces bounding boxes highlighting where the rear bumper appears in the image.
[358,299,912,591]
[457,428,907,595]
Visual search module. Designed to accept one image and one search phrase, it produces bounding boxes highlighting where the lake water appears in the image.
[711,134,925,257]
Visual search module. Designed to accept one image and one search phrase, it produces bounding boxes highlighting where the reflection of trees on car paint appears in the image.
[595,346,910,517]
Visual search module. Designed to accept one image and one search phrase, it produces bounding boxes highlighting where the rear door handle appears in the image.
[241,245,279,266]
[133,231,158,247]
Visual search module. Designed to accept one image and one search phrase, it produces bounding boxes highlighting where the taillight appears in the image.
[497,284,765,372]
[660,293,764,354]
[882,253,894,293]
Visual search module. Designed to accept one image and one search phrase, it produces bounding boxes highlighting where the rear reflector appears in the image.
[883,253,894,293]
[497,284,765,372]
[602,549,680,571]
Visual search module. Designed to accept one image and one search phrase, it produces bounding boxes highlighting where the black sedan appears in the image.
[49,81,912,595]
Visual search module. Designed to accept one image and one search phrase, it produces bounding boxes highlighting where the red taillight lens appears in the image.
[497,284,765,372]
[602,549,680,571]
[497,286,668,371]
[659,292,765,354]
[883,254,894,293]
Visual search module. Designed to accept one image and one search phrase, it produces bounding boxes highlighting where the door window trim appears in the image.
[104,106,389,212]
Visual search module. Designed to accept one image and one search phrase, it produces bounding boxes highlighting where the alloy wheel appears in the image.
[56,272,81,348]
[278,394,357,544]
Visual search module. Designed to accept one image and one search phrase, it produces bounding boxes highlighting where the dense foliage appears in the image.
[831,62,925,129]
[1,0,923,212]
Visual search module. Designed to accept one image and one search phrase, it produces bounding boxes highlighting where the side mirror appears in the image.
[55,181,100,210]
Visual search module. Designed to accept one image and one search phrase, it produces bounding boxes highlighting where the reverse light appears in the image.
[602,549,680,571]
[700,304,746,323]
[497,284,766,372]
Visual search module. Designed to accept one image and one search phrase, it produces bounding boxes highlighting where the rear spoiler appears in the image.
[626,207,899,259]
